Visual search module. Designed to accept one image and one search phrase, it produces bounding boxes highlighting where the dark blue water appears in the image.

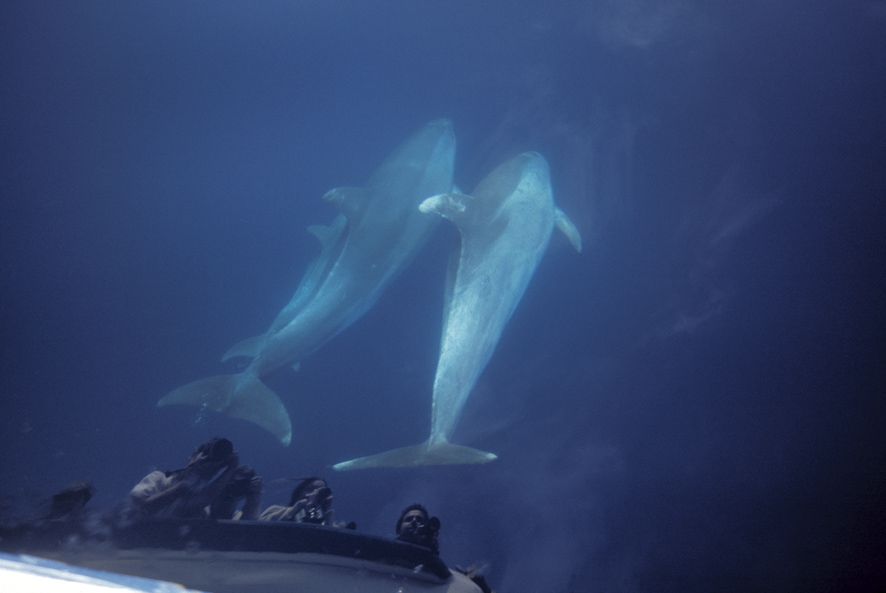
[2,2,884,592]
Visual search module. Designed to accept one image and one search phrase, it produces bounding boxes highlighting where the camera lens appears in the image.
[427,516,441,533]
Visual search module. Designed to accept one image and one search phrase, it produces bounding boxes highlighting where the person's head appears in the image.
[396,503,429,536]
[187,437,233,465]
[396,503,439,552]
[186,437,235,474]
[289,477,328,507]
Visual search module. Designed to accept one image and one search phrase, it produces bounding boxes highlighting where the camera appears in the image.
[304,505,326,523]
[426,516,441,535]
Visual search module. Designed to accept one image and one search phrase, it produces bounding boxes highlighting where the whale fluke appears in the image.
[158,374,292,445]
[333,439,497,471]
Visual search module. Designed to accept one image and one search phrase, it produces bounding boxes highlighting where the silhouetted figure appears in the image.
[211,464,263,520]
[47,481,94,521]
[127,437,262,520]
[260,477,335,524]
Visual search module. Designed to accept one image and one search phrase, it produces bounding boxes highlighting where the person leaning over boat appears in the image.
[395,504,494,593]
[209,463,263,520]
[259,476,352,528]
[127,437,262,520]
[395,503,440,553]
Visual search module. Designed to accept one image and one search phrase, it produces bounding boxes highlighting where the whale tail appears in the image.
[158,373,292,446]
[332,439,497,471]
[220,335,266,362]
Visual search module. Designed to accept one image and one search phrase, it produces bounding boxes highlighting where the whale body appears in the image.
[159,120,457,445]
[334,152,581,469]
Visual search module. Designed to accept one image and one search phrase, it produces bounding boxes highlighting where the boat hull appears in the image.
[0,518,481,593]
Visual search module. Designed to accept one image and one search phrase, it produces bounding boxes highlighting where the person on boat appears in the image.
[395,503,440,553]
[0,481,98,548]
[259,476,337,524]
[46,481,94,521]
[3,481,95,528]
[210,464,263,520]
[127,437,262,520]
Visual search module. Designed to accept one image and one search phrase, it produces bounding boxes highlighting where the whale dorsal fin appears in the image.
[555,207,582,253]
[323,187,368,221]
[307,216,345,249]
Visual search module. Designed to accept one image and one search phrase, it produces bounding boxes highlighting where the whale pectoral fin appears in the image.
[555,207,582,253]
[332,440,497,471]
[158,374,292,446]
[419,192,473,225]
[221,335,266,363]
[322,187,368,221]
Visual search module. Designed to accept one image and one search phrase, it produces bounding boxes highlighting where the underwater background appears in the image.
[1,2,884,591]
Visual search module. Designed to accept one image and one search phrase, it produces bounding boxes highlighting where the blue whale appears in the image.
[334,152,582,469]
[159,120,457,444]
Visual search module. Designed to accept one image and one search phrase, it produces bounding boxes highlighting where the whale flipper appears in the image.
[555,207,582,252]
[333,439,497,471]
[418,192,473,223]
[158,374,292,445]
